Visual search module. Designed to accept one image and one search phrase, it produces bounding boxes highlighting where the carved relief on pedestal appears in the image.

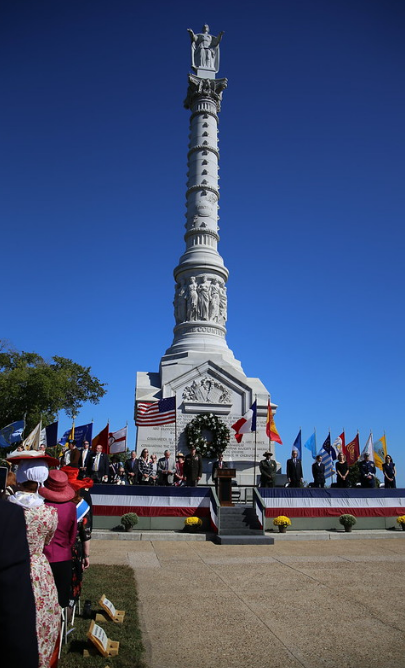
[186,276,198,322]
[182,376,231,404]
[174,275,228,326]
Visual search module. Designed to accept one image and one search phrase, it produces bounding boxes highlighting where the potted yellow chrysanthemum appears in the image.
[273,516,292,533]
[396,516,405,531]
[184,516,203,532]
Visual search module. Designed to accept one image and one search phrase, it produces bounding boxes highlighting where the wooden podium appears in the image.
[216,468,236,506]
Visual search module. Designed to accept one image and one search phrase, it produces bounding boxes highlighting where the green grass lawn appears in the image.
[60,564,147,668]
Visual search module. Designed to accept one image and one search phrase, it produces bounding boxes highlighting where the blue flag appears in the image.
[73,423,93,447]
[292,430,302,458]
[321,433,338,461]
[59,429,71,446]
[317,449,334,478]
[304,431,317,457]
[40,422,58,447]
[59,423,93,447]
[0,420,25,448]
[317,435,335,478]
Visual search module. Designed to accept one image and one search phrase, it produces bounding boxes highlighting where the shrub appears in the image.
[121,512,139,531]
[338,514,356,528]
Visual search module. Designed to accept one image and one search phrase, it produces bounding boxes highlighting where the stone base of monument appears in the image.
[215,534,274,545]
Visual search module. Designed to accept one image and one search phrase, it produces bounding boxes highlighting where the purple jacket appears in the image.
[43,501,77,563]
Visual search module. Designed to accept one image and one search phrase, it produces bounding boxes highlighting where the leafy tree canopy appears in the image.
[0,341,107,433]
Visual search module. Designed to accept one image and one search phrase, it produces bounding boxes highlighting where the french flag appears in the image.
[231,401,257,443]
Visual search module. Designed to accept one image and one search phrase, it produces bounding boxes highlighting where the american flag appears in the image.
[136,397,176,426]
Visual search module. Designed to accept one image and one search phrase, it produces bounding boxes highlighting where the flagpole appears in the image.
[71,414,76,442]
[175,408,178,455]
[125,420,128,460]
[253,395,258,487]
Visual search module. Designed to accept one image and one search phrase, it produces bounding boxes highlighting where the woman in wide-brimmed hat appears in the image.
[40,470,77,610]
[7,450,61,668]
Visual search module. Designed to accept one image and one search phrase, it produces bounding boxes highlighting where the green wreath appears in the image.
[186,413,230,458]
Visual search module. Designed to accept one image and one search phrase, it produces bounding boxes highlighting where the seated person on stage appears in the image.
[359,453,376,488]
[112,465,127,485]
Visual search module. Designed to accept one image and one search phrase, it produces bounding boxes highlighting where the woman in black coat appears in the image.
[335,453,349,488]
[382,454,396,488]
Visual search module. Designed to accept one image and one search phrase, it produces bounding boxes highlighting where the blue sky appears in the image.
[2,1,404,484]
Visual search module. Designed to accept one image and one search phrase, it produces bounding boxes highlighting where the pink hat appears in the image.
[39,470,75,502]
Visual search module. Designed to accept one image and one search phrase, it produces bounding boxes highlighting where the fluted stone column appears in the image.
[162,74,242,373]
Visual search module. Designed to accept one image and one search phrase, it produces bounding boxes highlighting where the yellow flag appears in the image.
[373,435,387,471]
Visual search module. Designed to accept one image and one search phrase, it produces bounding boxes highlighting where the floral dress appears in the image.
[25,503,61,668]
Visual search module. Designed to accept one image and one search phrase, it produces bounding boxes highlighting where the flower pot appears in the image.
[344,526,352,532]
[401,524,405,531]
[278,526,287,533]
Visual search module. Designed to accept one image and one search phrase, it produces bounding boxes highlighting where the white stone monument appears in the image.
[135,27,279,485]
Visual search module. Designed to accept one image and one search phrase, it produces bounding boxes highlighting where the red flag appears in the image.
[92,423,109,452]
[265,399,282,444]
[345,433,360,466]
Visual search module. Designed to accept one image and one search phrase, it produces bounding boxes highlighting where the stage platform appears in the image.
[91,484,405,532]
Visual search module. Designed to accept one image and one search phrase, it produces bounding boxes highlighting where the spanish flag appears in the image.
[265,399,283,444]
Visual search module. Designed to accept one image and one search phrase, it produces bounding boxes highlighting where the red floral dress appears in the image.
[25,504,61,668]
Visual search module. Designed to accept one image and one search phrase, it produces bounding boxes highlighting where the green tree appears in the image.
[347,462,360,487]
[0,341,107,434]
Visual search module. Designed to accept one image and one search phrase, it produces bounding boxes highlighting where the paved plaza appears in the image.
[91,534,405,668]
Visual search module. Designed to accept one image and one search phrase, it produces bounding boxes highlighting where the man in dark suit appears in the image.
[286,449,303,488]
[312,455,325,488]
[79,440,92,479]
[0,499,39,668]
[87,444,109,482]
[359,453,376,488]
[183,446,203,486]
[259,451,277,487]
[212,453,227,492]
[125,450,138,484]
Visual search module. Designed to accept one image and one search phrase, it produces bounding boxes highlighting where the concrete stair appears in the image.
[215,504,274,545]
